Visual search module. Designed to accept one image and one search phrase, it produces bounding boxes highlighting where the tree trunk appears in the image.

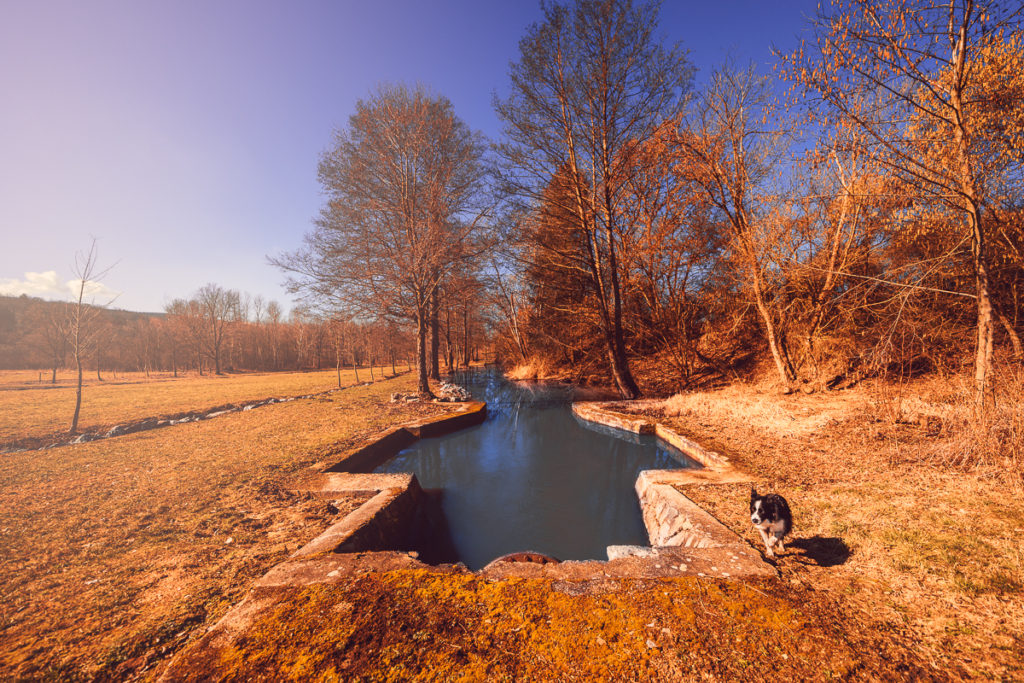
[71,354,83,434]
[751,265,795,389]
[998,310,1022,359]
[416,304,432,396]
[971,210,995,413]
[462,306,472,367]
[602,177,642,400]
[429,287,440,380]
[443,303,453,373]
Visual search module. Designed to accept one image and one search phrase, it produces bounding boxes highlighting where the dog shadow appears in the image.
[786,536,852,567]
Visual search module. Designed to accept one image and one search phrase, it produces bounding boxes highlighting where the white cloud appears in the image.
[0,270,120,303]
[0,270,65,298]
[66,278,121,303]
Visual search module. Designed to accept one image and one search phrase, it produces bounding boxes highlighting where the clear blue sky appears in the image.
[0,0,818,313]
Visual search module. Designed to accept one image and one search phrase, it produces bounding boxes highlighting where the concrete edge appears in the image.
[405,401,487,439]
[571,401,736,472]
[324,401,487,473]
[571,402,655,435]
[292,484,409,558]
[572,401,771,579]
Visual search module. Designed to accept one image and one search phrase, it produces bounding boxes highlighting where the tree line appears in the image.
[0,283,486,382]
[279,0,1022,414]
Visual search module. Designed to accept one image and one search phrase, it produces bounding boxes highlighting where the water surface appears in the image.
[375,368,698,569]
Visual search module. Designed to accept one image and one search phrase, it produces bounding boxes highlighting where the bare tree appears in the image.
[273,84,492,396]
[495,0,693,399]
[489,259,531,364]
[674,64,804,388]
[195,283,239,375]
[67,240,116,434]
[40,303,68,384]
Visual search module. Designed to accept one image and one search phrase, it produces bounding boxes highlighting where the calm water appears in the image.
[375,368,699,569]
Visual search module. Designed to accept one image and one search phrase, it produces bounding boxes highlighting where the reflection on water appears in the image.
[375,368,699,570]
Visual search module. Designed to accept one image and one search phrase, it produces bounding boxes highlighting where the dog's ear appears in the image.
[750,486,758,500]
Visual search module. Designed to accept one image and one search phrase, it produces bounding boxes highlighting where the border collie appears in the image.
[750,488,792,558]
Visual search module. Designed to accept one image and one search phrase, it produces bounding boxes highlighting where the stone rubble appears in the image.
[436,382,472,402]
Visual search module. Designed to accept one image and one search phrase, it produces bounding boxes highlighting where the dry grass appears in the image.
[661,384,853,438]
[0,367,402,445]
[865,370,1024,471]
[637,376,1024,679]
[0,372,451,680]
[504,357,573,381]
[0,368,184,389]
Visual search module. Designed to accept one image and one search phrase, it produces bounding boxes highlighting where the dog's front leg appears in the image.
[757,527,774,557]
[774,534,786,554]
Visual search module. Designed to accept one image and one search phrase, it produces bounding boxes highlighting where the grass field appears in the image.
[642,379,1024,679]
[0,366,405,446]
[0,371,450,680]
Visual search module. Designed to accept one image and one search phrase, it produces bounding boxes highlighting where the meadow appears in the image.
[0,370,450,679]
[645,378,1024,679]
[0,365,404,446]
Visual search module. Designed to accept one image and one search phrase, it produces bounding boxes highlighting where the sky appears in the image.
[0,0,819,314]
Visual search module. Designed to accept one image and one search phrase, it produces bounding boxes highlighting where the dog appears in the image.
[750,487,792,558]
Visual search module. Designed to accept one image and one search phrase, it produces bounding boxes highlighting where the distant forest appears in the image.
[0,289,484,379]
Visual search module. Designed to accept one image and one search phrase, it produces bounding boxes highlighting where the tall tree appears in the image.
[273,85,491,396]
[495,0,693,398]
[781,0,1024,410]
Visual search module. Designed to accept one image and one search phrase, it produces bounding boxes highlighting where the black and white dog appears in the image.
[750,488,793,558]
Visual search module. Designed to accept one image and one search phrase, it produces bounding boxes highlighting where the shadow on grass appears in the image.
[788,536,852,567]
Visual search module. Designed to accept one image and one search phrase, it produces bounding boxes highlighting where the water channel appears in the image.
[374,368,700,569]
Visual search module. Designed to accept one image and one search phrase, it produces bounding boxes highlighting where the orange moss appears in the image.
[197,568,904,681]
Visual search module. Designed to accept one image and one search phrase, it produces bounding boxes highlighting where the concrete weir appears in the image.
[223,398,768,577]
[568,402,771,579]
[161,398,773,678]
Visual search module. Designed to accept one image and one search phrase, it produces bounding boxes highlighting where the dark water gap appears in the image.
[375,368,700,570]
